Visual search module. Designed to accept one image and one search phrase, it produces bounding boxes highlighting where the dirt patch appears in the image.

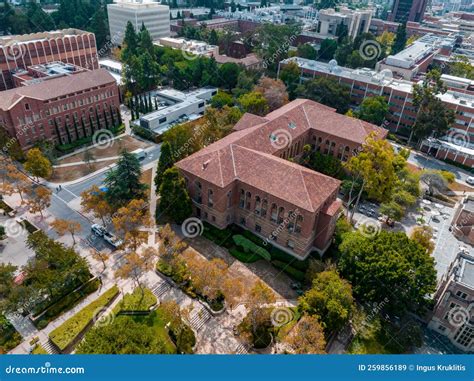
[51,160,116,183]
[141,168,153,199]
[57,136,150,165]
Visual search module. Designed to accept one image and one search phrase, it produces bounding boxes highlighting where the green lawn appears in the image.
[32,345,48,354]
[114,288,157,313]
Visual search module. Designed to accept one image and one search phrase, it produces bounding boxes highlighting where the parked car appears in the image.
[91,224,106,237]
[466,176,474,186]
[103,231,123,249]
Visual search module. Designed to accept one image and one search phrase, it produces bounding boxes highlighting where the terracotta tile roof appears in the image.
[177,99,387,212]
[0,69,116,111]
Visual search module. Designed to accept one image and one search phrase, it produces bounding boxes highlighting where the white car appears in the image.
[466,176,474,186]
[103,231,123,249]
[91,224,106,237]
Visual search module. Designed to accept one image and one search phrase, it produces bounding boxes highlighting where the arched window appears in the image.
[295,215,303,234]
[337,146,344,159]
[195,182,202,203]
[287,210,295,232]
[239,189,245,208]
[343,146,350,161]
[245,192,252,210]
[208,189,214,207]
[270,203,278,223]
[277,207,285,224]
[261,199,268,217]
[254,196,261,215]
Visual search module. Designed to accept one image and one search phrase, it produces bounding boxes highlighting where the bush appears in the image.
[201,222,234,248]
[228,247,261,263]
[34,278,100,328]
[49,286,119,351]
[232,235,271,261]
[116,288,157,313]
[269,246,309,272]
[272,260,306,282]
[174,325,196,354]
[132,125,159,143]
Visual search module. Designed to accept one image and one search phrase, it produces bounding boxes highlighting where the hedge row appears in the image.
[233,235,271,261]
[271,260,306,282]
[56,125,125,154]
[49,286,119,351]
[34,278,100,329]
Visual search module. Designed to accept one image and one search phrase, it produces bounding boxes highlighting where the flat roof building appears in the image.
[107,0,170,44]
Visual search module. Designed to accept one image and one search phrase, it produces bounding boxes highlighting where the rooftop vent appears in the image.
[288,121,296,130]
[202,160,211,170]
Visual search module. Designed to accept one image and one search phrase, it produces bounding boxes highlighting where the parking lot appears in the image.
[353,198,474,280]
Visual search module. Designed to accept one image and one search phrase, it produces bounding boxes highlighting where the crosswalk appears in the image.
[188,305,212,332]
[234,343,250,354]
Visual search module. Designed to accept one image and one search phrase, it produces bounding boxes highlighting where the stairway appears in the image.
[41,339,60,354]
[150,281,171,299]
[188,305,212,332]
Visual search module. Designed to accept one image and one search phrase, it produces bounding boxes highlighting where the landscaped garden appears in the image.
[201,222,310,282]
[76,288,195,354]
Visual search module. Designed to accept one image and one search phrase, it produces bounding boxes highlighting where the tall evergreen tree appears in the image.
[158,167,192,224]
[121,21,138,63]
[392,23,407,55]
[154,142,174,192]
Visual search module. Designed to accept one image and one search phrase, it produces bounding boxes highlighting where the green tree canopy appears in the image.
[158,167,193,223]
[296,77,351,114]
[357,96,389,125]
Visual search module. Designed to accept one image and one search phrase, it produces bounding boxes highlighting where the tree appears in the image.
[338,230,437,316]
[24,148,52,180]
[121,21,138,63]
[115,247,157,296]
[296,77,351,114]
[209,29,219,45]
[90,249,110,273]
[210,92,234,109]
[297,44,317,60]
[299,270,354,334]
[238,91,269,116]
[306,151,345,179]
[279,61,300,99]
[90,8,108,50]
[448,55,474,80]
[284,315,326,354]
[218,63,240,91]
[76,316,168,354]
[80,186,113,225]
[158,167,193,223]
[419,170,448,196]
[357,96,389,125]
[410,225,435,254]
[379,200,405,224]
[104,151,147,207]
[6,167,30,204]
[112,199,151,251]
[83,150,96,171]
[254,77,289,112]
[377,31,395,54]
[26,186,51,219]
[154,141,175,192]
[318,38,338,60]
[345,134,398,219]
[0,263,16,312]
[245,281,276,342]
[50,219,82,246]
[392,23,407,55]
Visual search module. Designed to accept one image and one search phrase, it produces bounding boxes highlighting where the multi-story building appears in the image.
[0,68,120,150]
[107,0,170,44]
[451,196,474,245]
[0,29,99,91]
[155,37,218,58]
[176,99,387,259]
[428,249,474,353]
[389,0,428,23]
[278,57,474,168]
[317,7,372,40]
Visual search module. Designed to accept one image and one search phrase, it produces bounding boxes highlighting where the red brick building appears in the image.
[0,68,120,150]
[0,29,99,91]
[176,99,387,259]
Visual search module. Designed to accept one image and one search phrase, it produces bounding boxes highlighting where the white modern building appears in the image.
[317,7,372,40]
[139,87,217,134]
[155,37,218,58]
[107,0,170,44]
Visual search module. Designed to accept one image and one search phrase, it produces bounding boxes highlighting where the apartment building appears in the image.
[389,0,428,23]
[176,99,387,259]
[429,249,474,353]
[278,57,474,167]
[107,0,170,44]
[0,29,99,91]
[451,196,474,246]
[0,69,120,150]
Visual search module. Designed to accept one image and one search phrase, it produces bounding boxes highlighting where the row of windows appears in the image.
[239,217,296,249]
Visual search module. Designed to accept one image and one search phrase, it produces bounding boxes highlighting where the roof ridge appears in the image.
[299,168,314,212]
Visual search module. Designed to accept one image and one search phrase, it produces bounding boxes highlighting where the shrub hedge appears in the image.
[228,247,261,263]
[271,260,306,282]
[49,286,119,351]
[34,278,100,328]
[232,235,271,261]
